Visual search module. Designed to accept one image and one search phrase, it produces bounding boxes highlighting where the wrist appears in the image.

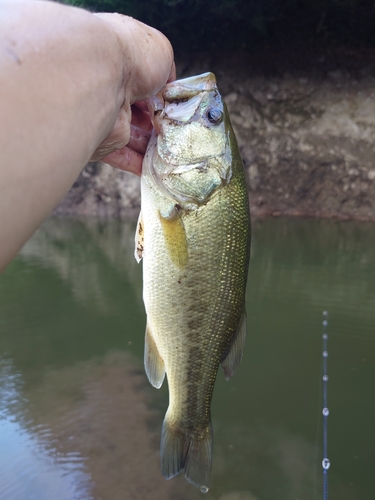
[95,13,174,104]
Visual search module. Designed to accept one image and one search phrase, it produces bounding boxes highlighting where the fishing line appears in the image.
[322,311,330,500]
[313,311,331,500]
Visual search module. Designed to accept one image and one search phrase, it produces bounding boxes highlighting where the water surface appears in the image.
[0,217,374,500]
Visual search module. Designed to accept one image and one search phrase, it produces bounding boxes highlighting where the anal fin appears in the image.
[134,211,144,263]
[221,310,247,381]
[144,322,165,388]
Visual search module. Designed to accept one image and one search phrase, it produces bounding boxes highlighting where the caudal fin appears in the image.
[160,416,213,493]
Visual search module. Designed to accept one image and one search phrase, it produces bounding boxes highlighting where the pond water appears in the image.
[0,216,374,500]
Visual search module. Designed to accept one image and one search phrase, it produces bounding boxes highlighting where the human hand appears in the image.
[90,14,175,175]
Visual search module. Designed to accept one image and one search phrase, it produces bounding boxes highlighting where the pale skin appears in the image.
[0,0,175,271]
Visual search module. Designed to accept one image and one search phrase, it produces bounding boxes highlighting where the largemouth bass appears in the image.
[135,72,251,492]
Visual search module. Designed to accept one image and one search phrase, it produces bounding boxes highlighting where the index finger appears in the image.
[167,62,176,83]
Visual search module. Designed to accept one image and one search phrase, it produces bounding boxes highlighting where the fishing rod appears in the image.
[322,311,330,500]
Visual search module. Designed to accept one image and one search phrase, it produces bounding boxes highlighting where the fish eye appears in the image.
[206,107,223,124]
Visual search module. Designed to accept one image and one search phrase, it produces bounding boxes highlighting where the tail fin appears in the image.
[160,415,213,493]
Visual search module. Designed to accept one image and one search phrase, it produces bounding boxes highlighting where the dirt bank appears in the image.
[55,46,375,221]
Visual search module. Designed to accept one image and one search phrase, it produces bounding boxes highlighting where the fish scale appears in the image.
[135,73,251,492]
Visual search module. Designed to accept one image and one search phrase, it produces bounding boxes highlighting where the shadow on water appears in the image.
[0,216,374,500]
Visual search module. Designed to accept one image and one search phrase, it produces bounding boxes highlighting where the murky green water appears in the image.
[0,217,374,500]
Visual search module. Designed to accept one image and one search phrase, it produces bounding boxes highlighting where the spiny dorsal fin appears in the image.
[144,322,165,388]
[221,311,247,381]
[134,211,144,263]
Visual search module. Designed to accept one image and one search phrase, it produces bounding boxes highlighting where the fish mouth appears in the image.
[146,73,218,131]
[162,72,217,102]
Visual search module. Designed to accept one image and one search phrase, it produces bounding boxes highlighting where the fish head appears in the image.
[145,73,233,207]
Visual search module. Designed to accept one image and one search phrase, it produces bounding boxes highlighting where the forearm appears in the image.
[0,1,125,269]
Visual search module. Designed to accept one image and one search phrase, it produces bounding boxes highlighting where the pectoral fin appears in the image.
[221,311,247,381]
[134,211,144,263]
[144,322,165,388]
[159,205,188,268]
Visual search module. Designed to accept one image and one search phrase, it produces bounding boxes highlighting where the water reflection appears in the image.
[0,350,183,500]
[19,218,143,314]
[0,217,374,499]
[0,354,90,500]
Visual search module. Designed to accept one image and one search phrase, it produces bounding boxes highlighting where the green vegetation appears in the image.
[60,0,375,52]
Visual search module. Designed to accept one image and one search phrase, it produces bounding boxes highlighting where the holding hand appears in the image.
[90,13,175,175]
